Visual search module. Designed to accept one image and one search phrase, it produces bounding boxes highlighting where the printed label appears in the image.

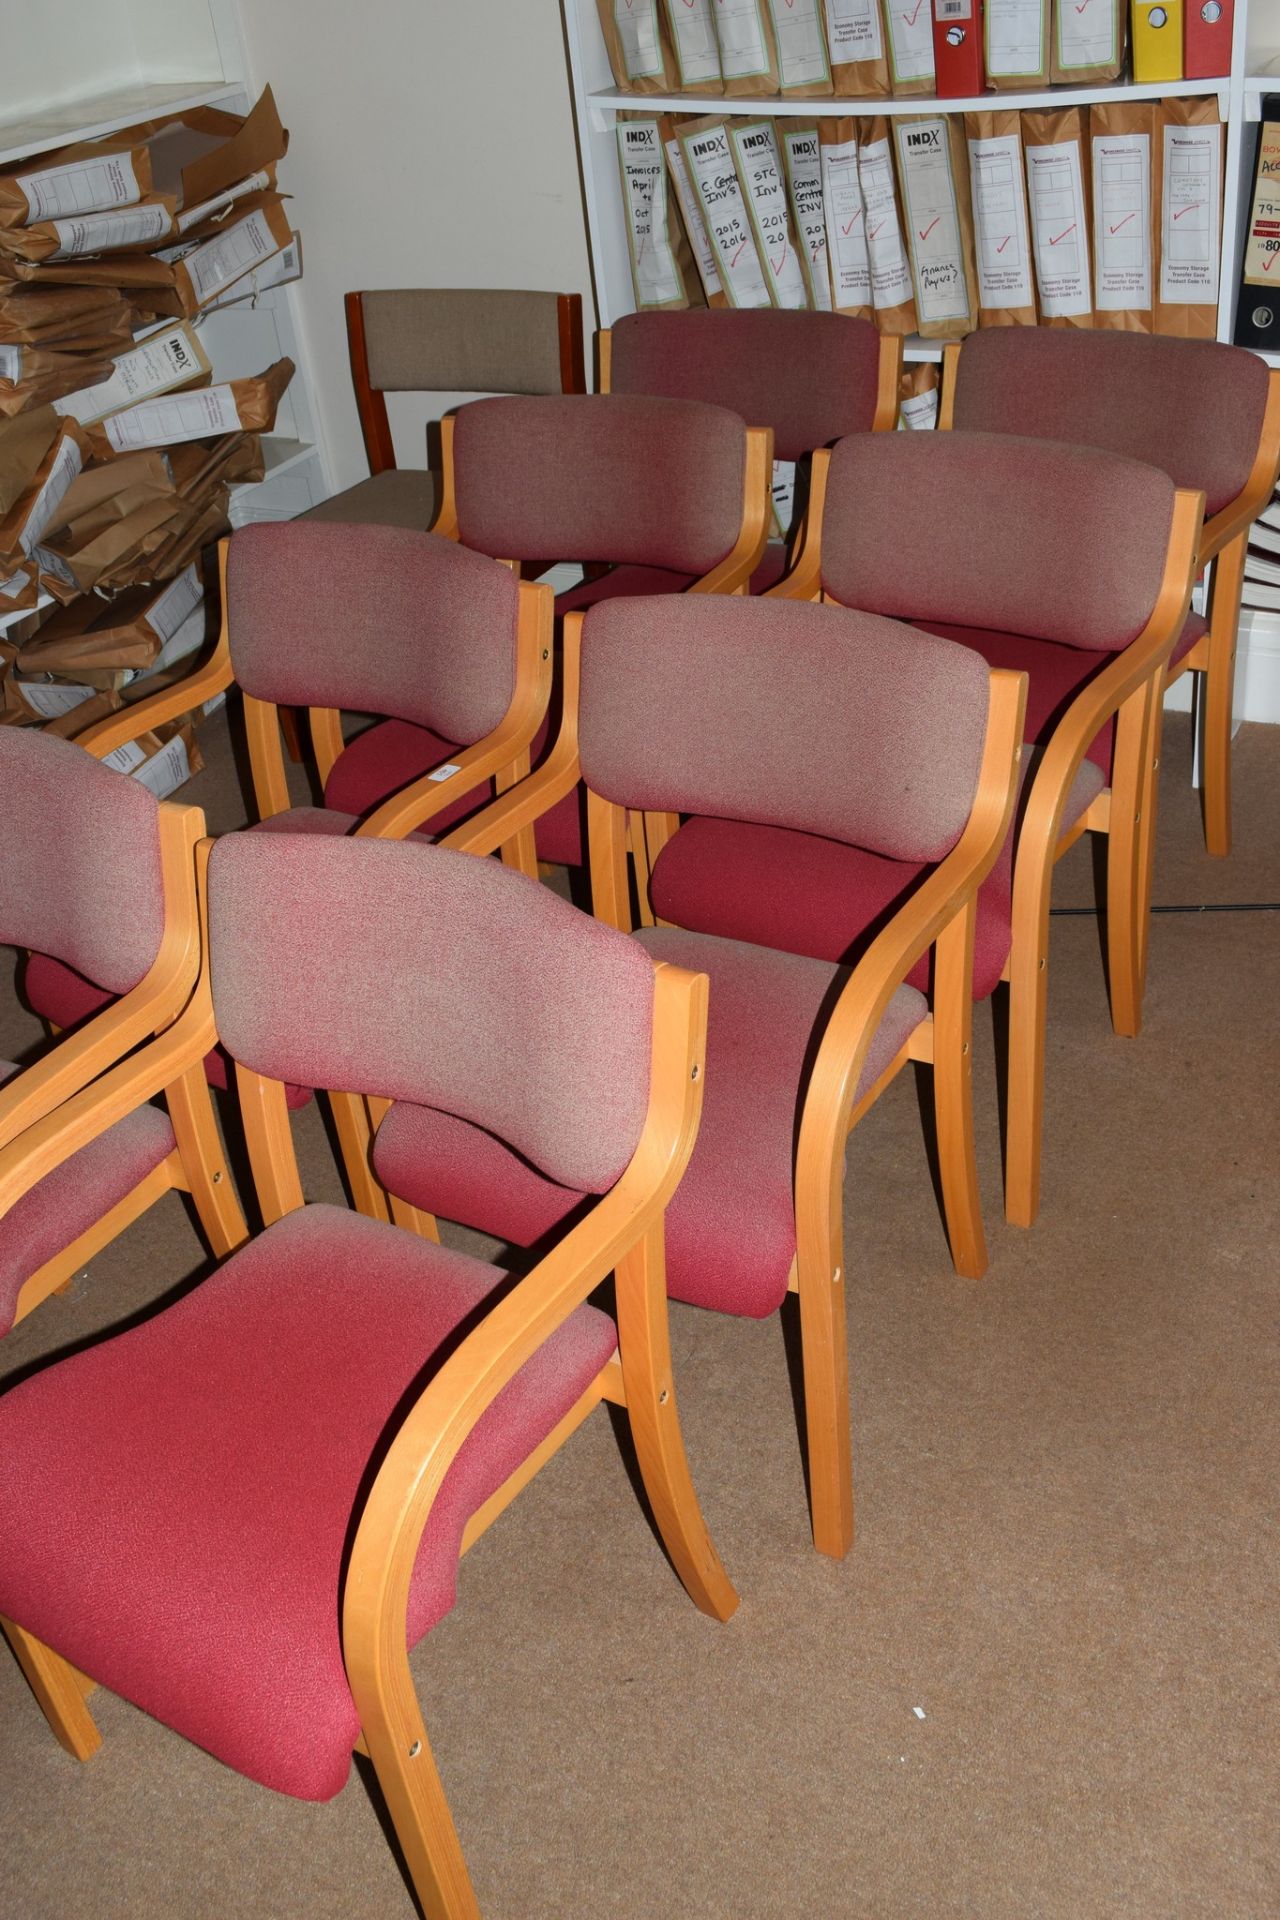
[666,137,723,297]
[969,132,1034,310]
[859,135,914,311]
[895,120,970,324]
[16,152,141,224]
[900,388,939,429]
[614,0,665,79]
[1025,139,1092,317]
[885,0,937,81]
[19,437,83,557]
[0,568,32,600]
[765,0,831,87]
[54,323,206,425]
[826,0,885,61]
[822,135,872,309]
[204,237,302,310]
[1093,133,1152,312]
[731,122,809,308]
[619,124,683,308]
[1161,125,1221,304]
[666,0,723,84]
[131,735,191,799]
[681,123,771,308]
[0,345,21,381]
[104,384,243,453]
[985,0,1042,74]
[143,563,203,643]
[32,545,77,589]
[782,129,832,311]
[183,207,281,306]
[49,201,170,259]
[17,678,97,718]
[711,0,772,79]
[1056,0,1119,69]
[429,763,463,781]
[771,459,797,537]
[1243,122,1280,285]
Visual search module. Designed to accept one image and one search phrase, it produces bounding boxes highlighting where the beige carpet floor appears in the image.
[0,705,1276,1920]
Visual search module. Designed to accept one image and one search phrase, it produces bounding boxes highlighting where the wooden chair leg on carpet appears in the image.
[165,1065,250,1258]
[2,1617,102,1762]
[931,899,988,1281]
[361,1711,482,1920]
[1134,694,1167,1008]
[613,1223,739,1620]
[1202,533,1245,859]
[1005,833,1057,1231]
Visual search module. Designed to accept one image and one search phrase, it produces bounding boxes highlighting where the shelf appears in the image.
[244,437,317,483]
[901,336,944,363]
[0,79,242,168]
[587,75,1229,126]
[0,593,53,637]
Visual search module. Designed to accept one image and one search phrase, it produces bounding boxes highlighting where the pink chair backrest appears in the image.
[951,329,1268,516]
[609,311,882,461]
[227,523,521,744]
[452,393,745,572]
[0,728,165,995]
[207,834,655,1194]
[578,595,989,864]
[822,432,1177,653]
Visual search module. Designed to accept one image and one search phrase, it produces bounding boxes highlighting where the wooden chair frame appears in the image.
[346,288,587,479]
[427,614,1026,1560]
[773,445,1204,1229]
[940,341,1280,858]
[0,801,245,1330]
[0,837,736,1920]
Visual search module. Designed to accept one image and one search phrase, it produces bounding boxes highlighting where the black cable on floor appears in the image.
[1050,902,1280,916]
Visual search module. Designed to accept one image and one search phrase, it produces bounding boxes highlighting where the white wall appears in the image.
[236,0,595,489]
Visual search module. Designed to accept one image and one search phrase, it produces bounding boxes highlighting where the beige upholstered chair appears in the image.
[306,287,586,531]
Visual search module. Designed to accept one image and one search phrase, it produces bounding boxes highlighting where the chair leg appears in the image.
[930,902,988,1281]
[164,1067,250,1258]
[329,1091,391,1223]
[1202,534,1245,859]
[361,1717,482,1920]
[794,1246,854,1560]
[1005,826,1057,1231]
[494,756,538,880]
[613,1222,739,1618]
[279,706,306,764]
[628,812,655,928]
[1133,688,1168,1010]
[2,1616,101,1762]
[1106,680,1158,1041]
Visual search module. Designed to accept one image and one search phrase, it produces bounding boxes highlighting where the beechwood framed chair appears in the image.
[356,601,1026,1562]
[0,831,736,1920]
[939,329,1280,858]
[599,309,901,592]
[760,431,1202,1227]
[0,728,242,1336]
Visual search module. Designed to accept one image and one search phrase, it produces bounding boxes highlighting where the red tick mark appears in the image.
[996,234,1012,253]
[1109,211,1136,235]
[1074,0,1091,11]
[771,248,786,273]
[1264,253,1278,272]
[902,0,924,24]
[731,240,749,266]
[1049,222,1076,246]
[918,216,940,241]
[841,213,862,234]
[869,220,885,240]
[1174,200,1204,221]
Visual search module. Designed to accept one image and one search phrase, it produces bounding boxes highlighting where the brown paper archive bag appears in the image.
[1022,106,1094,329]
[142,88,288,231]
[1154,97,1224,341]
[965,110,1037,326]
[730,121,812,307]
[659,0,725,91]
[0,413,88,574]
[15,563,205,687]
[0,285,134,346]
[884,0,936,96]
[661,117,730,307]
[892,114,978,338]
[984,0,1049,91]
[0,139,153,230]
[899,361,939,429]
[596,0,680,91]
[0,343,118,418]
[763,0,834,97]
[826,0,891,97]
[677,118,772,308]
[618,115,704,310]
[85,358,293,459]
[1050,0,1124,83]
[168,191,293,316]
[710,0,782,96]
[780,124,834,310]
[857,116,917,332]
[0,197,176,265]
[1090,100,1157,332]
[819,120,873,319]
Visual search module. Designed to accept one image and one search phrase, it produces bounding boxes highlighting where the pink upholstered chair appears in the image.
[601,310,901,592]
[0,831,735,1920]
[340,391,772,874]
[0,728,242,1335]
[748,432,1203,1228]
[939,329,1280,859]
[364,601,1026,1562]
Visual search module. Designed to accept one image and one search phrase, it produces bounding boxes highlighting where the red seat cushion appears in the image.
[22,953,312,1112]
[0,1060,174,1336]
[374,932,928,1320]
[0,1204,617,1801]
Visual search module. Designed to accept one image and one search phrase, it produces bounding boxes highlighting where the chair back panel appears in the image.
[951,329,1269,516]
[0,728,164,994]
[361,289,572,396]
[609,311,881,461]
[207,835,655,1194]
[453,394,746,572]
[822,432,1176,653]
[227,522,520,743]
[578,596,989,863]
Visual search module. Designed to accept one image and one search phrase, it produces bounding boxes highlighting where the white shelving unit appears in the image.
[561,0,1280,722]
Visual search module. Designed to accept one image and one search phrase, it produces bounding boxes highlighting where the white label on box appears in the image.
[176,170,272,235]
[1056,0,1118,69]
[17,678,97,718]
[16,152,141,224]
[429,763,462,782]
[969,132,1034,310]
[986,0,1044,77]
[885,0,936,82]
[665,139,722,297]
[782,128,832,311]
[712,0,772,79]
[143,562,203,643]
[1093,132,1151,313]
[0,567,32,600]
[859,135,914,311]
[147,603,206,672]
[0,345,21,381]
[822,135,872,309]
[666,0,722,84]
[1161,125,1221,305]
[49,201,170,259]
[1025,139,1092,317]
[204,236,303,310]
[184,208,281,307]
[614,0,665,78]
[731,122,809,308]
[765,0,831,87]
[54,324,205,425]
[32,544,77,588]
[895,120,969,324]
[104,384,243,452]
[131,735,192,798]
[18,436,82,557]
[900,388,939,430]
[619,124,683,308]
[682,123,771,308]
[770,458,797,537]
[827,0,884,61]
